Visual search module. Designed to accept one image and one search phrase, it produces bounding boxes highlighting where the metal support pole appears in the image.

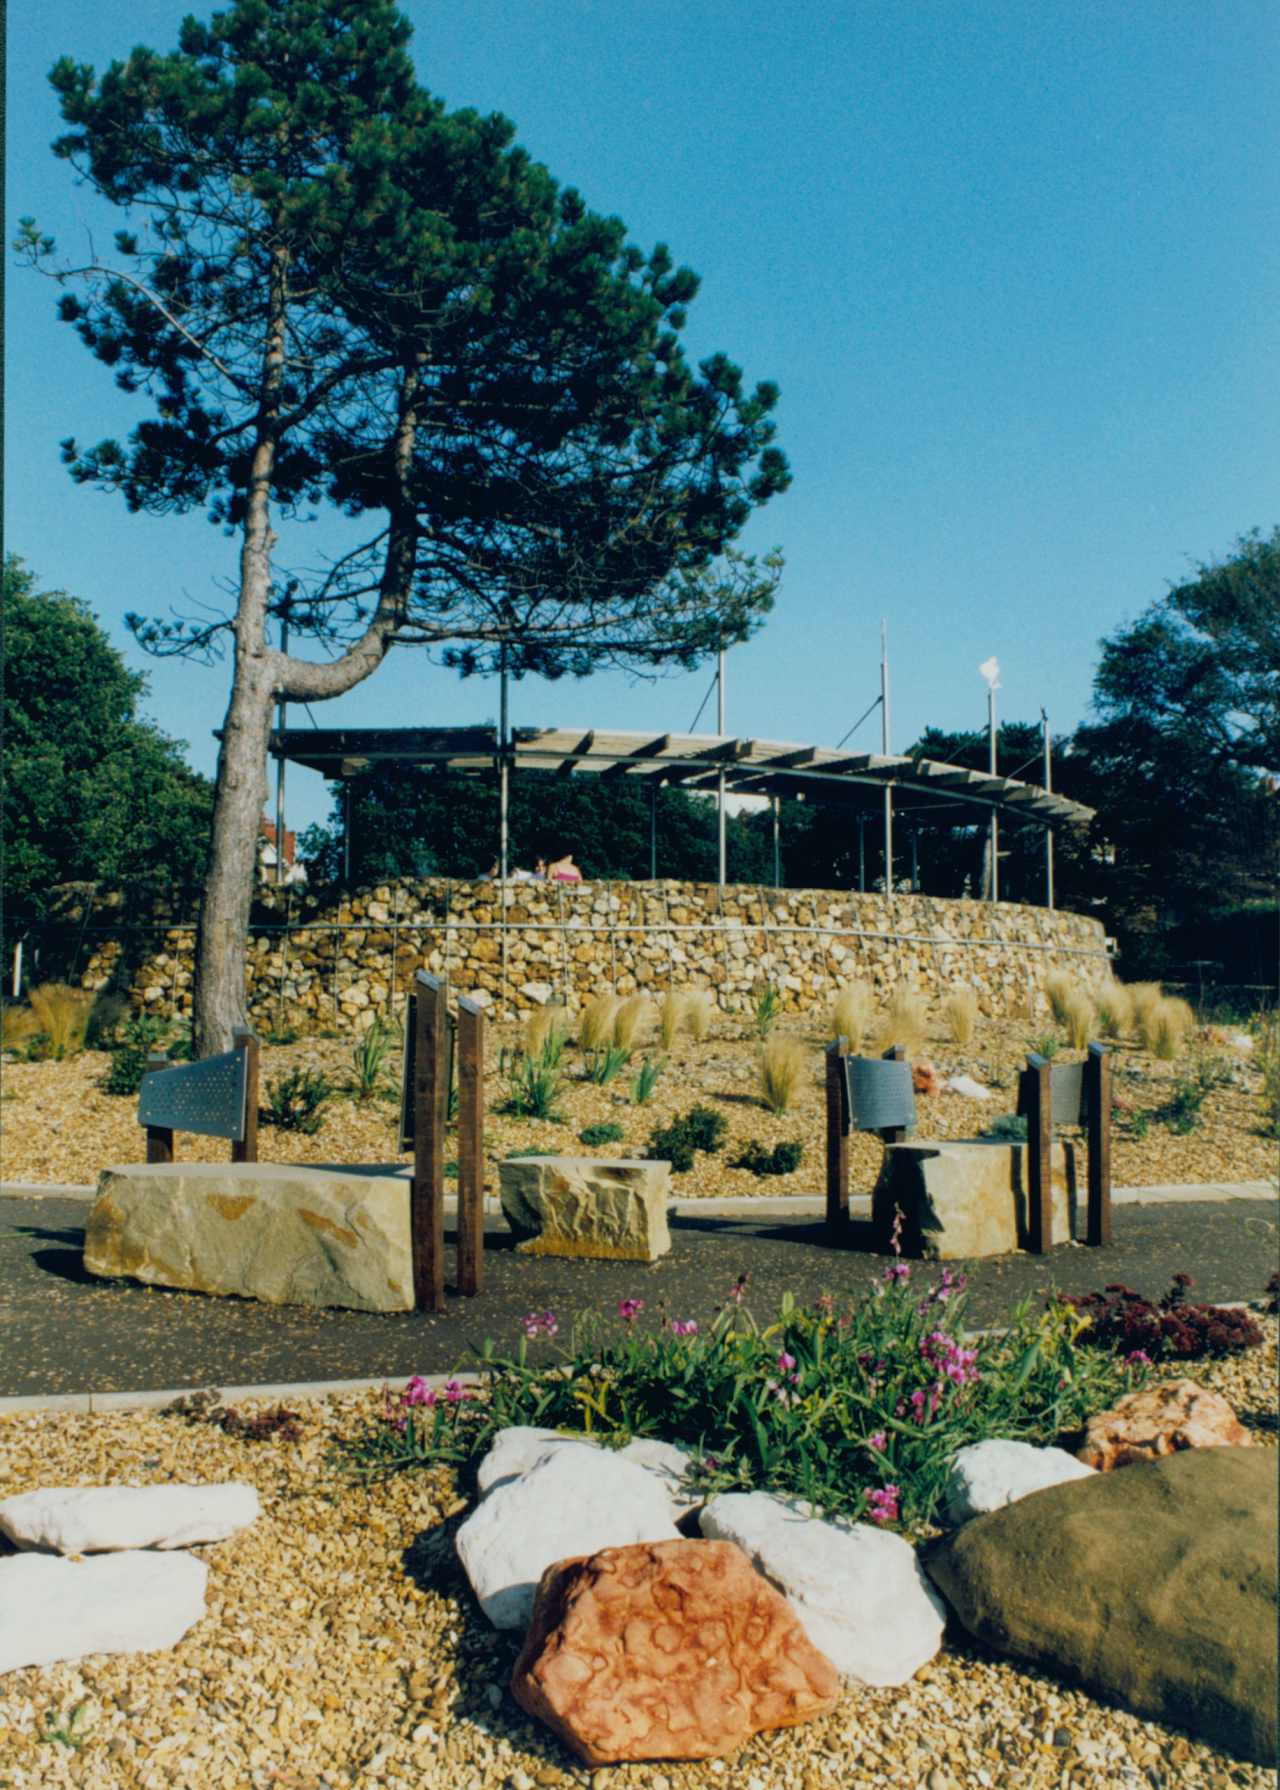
[773,794,781,889]
[456,994,485,1296]
[231,1028,260,1164]
[859,817,865,892]
[650,781,657,882]
[1042,708,1055,911]
[717,646,727,887]
[275,596,290,886]
[988,685,999,904]
[343,782,352,884]
[881,622,893,895]
[911,832,918,893]
[499,650,510,883]
[412,971,447,1312]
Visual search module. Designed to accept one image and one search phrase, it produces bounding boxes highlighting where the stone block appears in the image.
[871,1139,1076,1259]
[499,1157,671,1261]
[0,1483,260,1553]
[84,1162,416,1310]
[0,1550,209,1673]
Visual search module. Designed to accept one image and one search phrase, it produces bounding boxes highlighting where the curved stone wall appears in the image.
[45,877,1112,1033]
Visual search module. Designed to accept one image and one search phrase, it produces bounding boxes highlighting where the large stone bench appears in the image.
[84,1163,416,1311]
[499,1157,672,1262]
[871,1139,1078,1259]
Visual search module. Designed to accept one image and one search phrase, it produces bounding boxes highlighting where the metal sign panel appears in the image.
[137,1049,247,1141]
[842,1056,916,1134]
[1017,1061,1088,1126]
[398,999,456,1152]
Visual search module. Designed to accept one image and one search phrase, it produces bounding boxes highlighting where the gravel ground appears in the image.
[1,1017,1275,1196]
[1,1326,1276,1790]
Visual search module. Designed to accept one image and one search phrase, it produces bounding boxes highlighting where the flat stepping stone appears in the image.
[0,1550,208,1673]
[0,1483,260,1554]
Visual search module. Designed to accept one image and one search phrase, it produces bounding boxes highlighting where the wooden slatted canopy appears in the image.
[270,724,1093,827]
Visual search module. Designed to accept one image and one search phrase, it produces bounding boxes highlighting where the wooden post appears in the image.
[456,995,485,1297]
[880,1043,908,1146]
[412,971,447,1312]
[825,1036,850,1237]
[143,1051,174,1164]
[1026,1053,1054,1255]
[1085,1042,1112,1247]
[231,1028,259,1164]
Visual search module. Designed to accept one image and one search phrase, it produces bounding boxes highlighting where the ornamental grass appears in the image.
[829,982,874,1050]
[941,986,979,1049]
[657,989,688,1051]
[612,993,652,1054]
[758,1033,806,1114]
[682,988,715,1040]
[873,985,927,1059]
[578,994,620,1053]
[26,983,95,1060]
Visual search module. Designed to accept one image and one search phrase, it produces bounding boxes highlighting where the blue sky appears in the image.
[7,0,1278,837]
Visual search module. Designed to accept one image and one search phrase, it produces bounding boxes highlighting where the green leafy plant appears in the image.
[101,1013,183,1097]
[751,979,783,1036]
[1027,1031,1060,1061]
[262,1067,333,1134]
[165,1389,303,1441]
[578,1121,625,1147]
[263,1024,303,1046]
[1156,1077,1207,1134]
[502,1039,566,1121]
[980,1112,1027,1141]
[645,1104,727,1172]
[339,1247,1150,1535]
[348,1013,399,1102]
[1129,1107,1151,1140]
[1253,1015,1280,1137]
[41,1704,91,1751]
[732,1138,803,1176]
[629,1053,667,1105]
[586,1041,631,1085]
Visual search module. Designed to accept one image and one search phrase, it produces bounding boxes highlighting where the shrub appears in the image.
[85,990,131,1050]
[578,1120,625,1148]
[1058,1275,1264,1360]
[502,1041,565,1121]
[1062,987,1095,1051]
[629,1053,667,1105]
[349,1013,400,1102]
[1096,982,1134,1040]
[751,980,783,1036]
[981,1112,1027,1141]
[262,1067,334,1134]
[166,1389,302,1442]
[1157,1076,1208,1134]
[340,1258,1150,1534]
[27,983,95,1060]
[759,1034,805,1114]
[610,993,651,1055]
[1129,983,1166,1047]
[941,987,979,1050]
[1255,1015,1280,1137]
[100,1013,178,1097]
[682,989,715,1040]
[874,986,926,1059]
[658,990,687,1051]
[830,983,874,1050]
[1,1003,40,1053]
[732,1138,803,1176]
[646,1104,727,1172]
[579,995,620,1053]
[1027,1031,1060,1061]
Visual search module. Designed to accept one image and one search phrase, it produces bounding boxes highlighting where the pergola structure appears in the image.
[272,724,1093,898]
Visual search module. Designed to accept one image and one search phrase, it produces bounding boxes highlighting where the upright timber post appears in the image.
[455,994,485,1297]
[412,971,448,1312]
[1024,1052,1054,1255]
[825,1036,851,1238]
[144,1052,174,1164]
[1085,1042,1112,1247]
[231,1028,259,1164]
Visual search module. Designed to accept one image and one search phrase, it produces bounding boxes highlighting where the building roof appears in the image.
[271,725,1093,828]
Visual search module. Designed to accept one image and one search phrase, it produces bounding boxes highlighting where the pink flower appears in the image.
[816,1294,835,1318]
[883,1261,911,1285]
[868,1430,887,1452]
[523,1310,559,1339]
[765,1379,798,1410]
[401,1376,436,1409]
[672,1319,698,1338]
[1124,1349,1152,1370]
[618,1298,644,1323]
[443,1378,469,1405]
[868,1484,900,1525]
[729,1272,750,1305]
[777,1351,796,1373]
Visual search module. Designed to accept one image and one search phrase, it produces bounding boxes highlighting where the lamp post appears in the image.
[881,621,893,896]
[1041,707,1054,911]
[979,657,1000,903]
[274,590,291,885]
[717,645,727,886]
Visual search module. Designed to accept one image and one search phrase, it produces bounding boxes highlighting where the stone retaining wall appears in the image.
[41,878,1112,1034]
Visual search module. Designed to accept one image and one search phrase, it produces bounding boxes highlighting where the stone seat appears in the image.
[871,1138,1078,1259]
[499,1156,672,1261]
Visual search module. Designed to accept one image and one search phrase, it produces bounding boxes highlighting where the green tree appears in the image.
[20,0,787,1053]
[2,556,214,929]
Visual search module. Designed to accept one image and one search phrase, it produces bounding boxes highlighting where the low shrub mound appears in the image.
[578,1120,625,1147]
[1057,1274,1265,1360]
[645,1104,728,1172]
[732,1138,804,1176]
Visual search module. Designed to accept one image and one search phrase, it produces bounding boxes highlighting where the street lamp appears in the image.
[979,658,1000,903]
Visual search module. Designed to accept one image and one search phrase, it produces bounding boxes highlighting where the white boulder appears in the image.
[943,1439,1097,1525]
[0,1483,260,1555]
[699,1491,945,1686]
[456,1445,681,1629]
[0,1550,208,1673]
[475,1426,697,1513]
[940,1075,993,1100]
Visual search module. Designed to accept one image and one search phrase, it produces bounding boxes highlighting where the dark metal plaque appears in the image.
[842,1056,916,1133]
[399,999,455,1152]
[1017,1061,1088,1125]
[137,1049,247,1141]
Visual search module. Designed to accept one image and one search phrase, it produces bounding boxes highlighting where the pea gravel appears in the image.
[0,1324,1275,1790]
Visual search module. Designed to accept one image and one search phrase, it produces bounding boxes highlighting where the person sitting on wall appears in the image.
[533,857,548,880]
[548,852,582,883]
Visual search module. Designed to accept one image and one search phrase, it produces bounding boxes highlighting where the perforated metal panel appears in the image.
[1017,1061,1088,1125]
[842,1056,916,1133]
[137,1050,247,1140]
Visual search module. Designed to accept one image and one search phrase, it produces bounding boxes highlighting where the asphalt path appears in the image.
[1,1194,1276,1399]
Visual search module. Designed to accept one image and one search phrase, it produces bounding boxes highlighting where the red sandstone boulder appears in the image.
[510,1539,838,1764]
[1077,1378,1253,1471]
[912,1059,940,1096]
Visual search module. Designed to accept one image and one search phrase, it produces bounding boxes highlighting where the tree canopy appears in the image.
[21,0,790,1050]
[2,556,214,925]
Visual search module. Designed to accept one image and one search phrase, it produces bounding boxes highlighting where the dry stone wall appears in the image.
[45,878,1112,1035]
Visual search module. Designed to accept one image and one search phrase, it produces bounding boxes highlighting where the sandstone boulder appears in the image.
[475,1426,697,1514]
[872,1139,1076,1259]
[912,1059,941,1097]
[922,1447,1278,1764]
[699,1492,944,1685]
[943,1440,1096,1525]
[1077,1379,1253,1471]
[0,1483,260,1554]
[499,1157,671,1262]
[84,1163,415,1310]
[511,1539,838,1763]
[0,1550,208,1673]
[455,1445,681,1628]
